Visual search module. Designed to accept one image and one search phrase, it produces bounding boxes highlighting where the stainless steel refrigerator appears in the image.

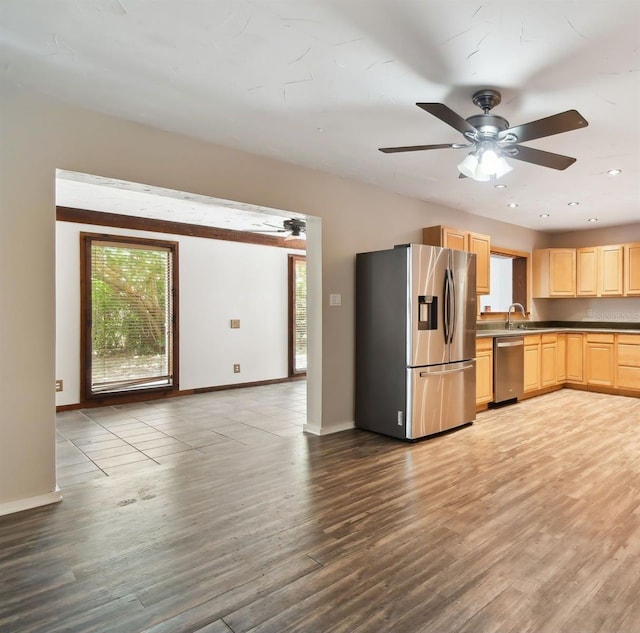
[356,243,477,440]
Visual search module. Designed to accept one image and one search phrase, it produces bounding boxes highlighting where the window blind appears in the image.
[90,240,173,394]
[293,257,307,373]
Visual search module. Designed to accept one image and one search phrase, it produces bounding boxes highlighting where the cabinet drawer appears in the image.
[541,333,557,344]
[618,334,640,345]
[586,333,614,344]
[524,334,541,346]
[618,344,640,368]
[476,338,493,352]
[617,366,640,390]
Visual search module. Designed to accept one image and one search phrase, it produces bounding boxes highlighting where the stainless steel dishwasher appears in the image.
[493,336,524,405]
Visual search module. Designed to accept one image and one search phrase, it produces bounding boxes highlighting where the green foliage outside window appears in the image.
[92,245,168,358]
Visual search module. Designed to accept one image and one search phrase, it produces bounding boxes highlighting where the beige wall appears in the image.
[548,222,640,248]
[0,79,575,511]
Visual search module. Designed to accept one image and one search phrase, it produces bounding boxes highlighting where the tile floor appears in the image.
[56,381,307,488]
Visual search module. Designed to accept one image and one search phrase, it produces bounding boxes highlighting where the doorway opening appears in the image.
[55,170,320,431]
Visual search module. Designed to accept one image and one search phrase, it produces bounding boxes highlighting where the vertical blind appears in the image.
[293,257,307,373]
[90,240,173,394]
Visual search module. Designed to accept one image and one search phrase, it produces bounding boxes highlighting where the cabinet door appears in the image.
[540,341,557,387]
[549,249,576,296]
[599,245,624,296]
[566,333,584,383]
[576,247,598,296]
[475,341,493,405]
[556,334,567,382]
[442,227,468,251]
[617,334,640,390]
[468,232,490,295]
[533,249,576,298]
[624,243,640,296]
[523,341,541,392]
[586,334,615,386]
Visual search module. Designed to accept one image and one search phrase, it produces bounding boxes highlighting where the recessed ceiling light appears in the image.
[507,202,518,208]
[587,218,598,223]
[494,184,507,189]
[539,213,550,218]
[567,201,580,206]
[607,169,622,176]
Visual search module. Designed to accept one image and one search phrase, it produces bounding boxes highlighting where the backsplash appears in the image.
[546,297,640,323]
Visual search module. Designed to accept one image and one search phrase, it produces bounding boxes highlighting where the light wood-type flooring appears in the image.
[2,386,640,633]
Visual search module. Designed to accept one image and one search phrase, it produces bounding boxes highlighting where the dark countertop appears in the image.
[476,323,640,338]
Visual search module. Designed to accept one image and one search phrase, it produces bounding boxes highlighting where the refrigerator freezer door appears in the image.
[448,249,477,363]
[408,244,449,367]
[407,361,476,439]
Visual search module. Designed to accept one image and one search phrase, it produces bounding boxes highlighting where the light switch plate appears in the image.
[329,293,342,307]
[230,319,240,328]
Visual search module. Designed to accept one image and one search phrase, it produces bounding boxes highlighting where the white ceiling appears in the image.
[3,1,640,233]
[55,170,305,235]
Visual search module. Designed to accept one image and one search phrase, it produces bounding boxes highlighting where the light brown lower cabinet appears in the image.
[540,333,557,387]
[616,334,640,390]
[475,338,494,405]
[485,329,640,401]
[556,333,567,382]
[566,333,584,383]
[585,333,615,387]
[523,334,541,392]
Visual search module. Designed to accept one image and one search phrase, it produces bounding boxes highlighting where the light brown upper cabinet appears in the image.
[576,245,623,297]
[468,232,491,295]
[599,244,624,296]
[440,226,467,252]
[422,225,490,295]
[624,242,640,296]
[576,246,598,297]
[533,248,576,298]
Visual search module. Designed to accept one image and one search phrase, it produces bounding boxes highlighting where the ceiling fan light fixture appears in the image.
[457,144,512,181]
[457,153,486,180]
[492,154,513,179]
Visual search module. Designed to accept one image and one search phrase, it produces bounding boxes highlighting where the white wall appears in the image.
[55,221,302,406]
[0,78,575,513]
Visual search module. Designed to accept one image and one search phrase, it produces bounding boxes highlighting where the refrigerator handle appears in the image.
[449,269,456,344]
[443,272,450,344]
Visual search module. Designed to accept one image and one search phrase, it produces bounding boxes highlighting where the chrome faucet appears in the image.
[507,302,526,329]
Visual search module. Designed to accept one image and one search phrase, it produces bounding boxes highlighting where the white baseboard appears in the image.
[303,420,355,436]
[0,487,63,517]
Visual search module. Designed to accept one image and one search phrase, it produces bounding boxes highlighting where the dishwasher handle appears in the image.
[495,338,524,348]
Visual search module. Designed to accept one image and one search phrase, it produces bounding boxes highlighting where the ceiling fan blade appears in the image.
[416,103,477,136]
[502,110,588,144]
[379,143,466,153]
[508,145,576,170]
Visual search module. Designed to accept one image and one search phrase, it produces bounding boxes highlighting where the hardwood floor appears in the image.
[2,387,640,632]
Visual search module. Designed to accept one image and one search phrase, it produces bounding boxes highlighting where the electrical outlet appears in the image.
[230,319,240,329]
[55,379,63,392]
[233,364,241,373]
